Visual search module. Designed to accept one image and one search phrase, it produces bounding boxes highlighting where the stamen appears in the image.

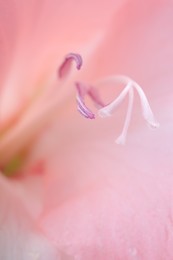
[132,80,160,128]
[96,75,159,143]
[76,82,95,119]
[98,82,131,117]
[115,87,134,145]
[74,69,159,144]
[58,53,83,79]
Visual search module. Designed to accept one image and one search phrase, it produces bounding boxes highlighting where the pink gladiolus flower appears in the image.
[0,0,173,259]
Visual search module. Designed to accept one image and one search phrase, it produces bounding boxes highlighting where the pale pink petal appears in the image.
[89,0,173,98]
[37,101,173,259]
[0,174,68,259]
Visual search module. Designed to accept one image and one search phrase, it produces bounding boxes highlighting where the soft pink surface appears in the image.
[0,0,123,125]
[0,0,173,259]
[0,174,62,259]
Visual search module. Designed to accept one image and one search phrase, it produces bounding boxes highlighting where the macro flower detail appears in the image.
[57,53,160,145]
[1,1,173,259]
[73,63,159,144]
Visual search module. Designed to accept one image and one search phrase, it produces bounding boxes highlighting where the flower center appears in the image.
[1,53,159,176]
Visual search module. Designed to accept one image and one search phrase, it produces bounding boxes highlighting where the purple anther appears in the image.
[76,82,95,119]
[58,53,83,79]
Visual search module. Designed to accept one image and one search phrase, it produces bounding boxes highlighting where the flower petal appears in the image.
[90,0,173,99]
[38,101,173,259]
[0,174,67,259]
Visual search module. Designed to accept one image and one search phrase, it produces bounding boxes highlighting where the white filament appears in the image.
[115,86,134,145]
[97,75,159,144]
